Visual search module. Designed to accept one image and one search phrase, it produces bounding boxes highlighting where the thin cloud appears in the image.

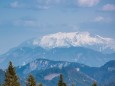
[102,4,115,11]
[13,19,39,27]
[94,16,104,22]
[36,0,62,5]
[10,1,21,8]
[77,0,100,7]
[10,1,26,8]
[9,0,101,9]
[94,16,112,23]
[36,5,50,10]
[9,0,52,9]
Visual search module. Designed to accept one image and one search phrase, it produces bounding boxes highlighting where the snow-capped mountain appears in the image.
[22,32,115,53]
[0,32,115,69]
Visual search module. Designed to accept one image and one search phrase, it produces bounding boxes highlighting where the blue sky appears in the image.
[0,0,115,54]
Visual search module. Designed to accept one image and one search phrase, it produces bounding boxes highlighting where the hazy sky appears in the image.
[0,0,115,54]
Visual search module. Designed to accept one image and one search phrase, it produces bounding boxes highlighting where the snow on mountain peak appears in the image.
[32,32,115,51]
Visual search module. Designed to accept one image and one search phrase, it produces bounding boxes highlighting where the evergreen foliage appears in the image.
[26,74,36,86]
[72,83,75,86]
[58,74,66,86]
[3,61,20,86]
[38,83,43,86]
[92,81,97,86]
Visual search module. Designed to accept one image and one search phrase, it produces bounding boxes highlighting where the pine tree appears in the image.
[72,83,75,86]
[58,74,66,86]
[38,83,43,86]
[92,81,97,86]
[26,74,36,86]
[3,61,20,86]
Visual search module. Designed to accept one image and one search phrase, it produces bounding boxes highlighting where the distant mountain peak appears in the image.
[31,32,115,52]
[1,32,115,69]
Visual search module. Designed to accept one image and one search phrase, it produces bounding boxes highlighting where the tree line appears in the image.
[0,61,97,86]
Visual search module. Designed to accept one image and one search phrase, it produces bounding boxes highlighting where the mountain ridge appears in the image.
[16,59,115,86]
[0,59,115,86]
[1,46,114,69]
[0,32,115,69]
[20,32,115,53]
